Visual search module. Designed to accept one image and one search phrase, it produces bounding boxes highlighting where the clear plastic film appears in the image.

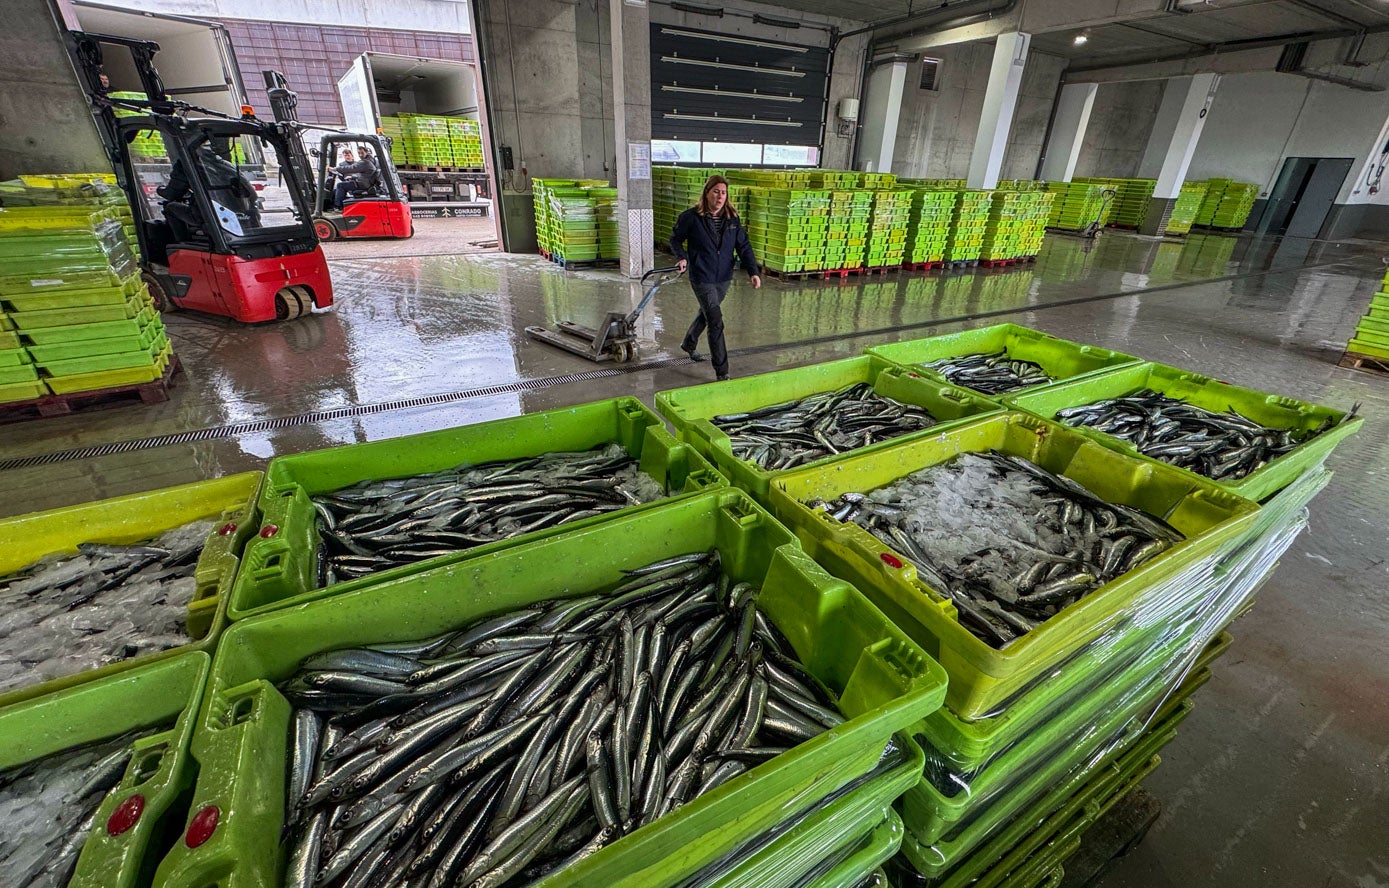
[676,736,914,888]
[0,219,137,295]
[902,464,1330,874]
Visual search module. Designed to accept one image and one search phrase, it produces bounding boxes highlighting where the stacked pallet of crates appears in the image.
[108,92,166,159]
[826,190,872,272]
[1162,180,1209,236]
[744,188,830,274]
[653,166,718,248]
[1343,267,1389,365]
[1206,180,1258,230]
[532,177,605,260]
[0,206,172,404]
[905,189,957,267]
[861,172,899,190]
[1044,181,1107,232]
[808,169,858,191]
[398,114,452,168]
[946,190,992,263]
[591,186,620,261]
[865,189,911,270]
[836,324,1356,888]
[378,116,408,166]
[981,189,1054,262]
[1108,178,1156,228]
[446,118,485,169]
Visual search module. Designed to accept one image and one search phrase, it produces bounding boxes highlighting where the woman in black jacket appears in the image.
[669,175,761,381]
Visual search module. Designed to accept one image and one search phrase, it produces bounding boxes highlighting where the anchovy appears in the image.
[1056,389,1342,482]
[312,444,669,587]
[280,549,845,887]
[0,519,218,695]
[812,451,1180,648]
[713,382,940,471]
[923,350,1053,394]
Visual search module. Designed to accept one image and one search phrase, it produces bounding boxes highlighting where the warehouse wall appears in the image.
[0,0,107,179]
[85,0,472,35]
[1184,37,1389,237]
[890,42,1067,181]
[1072,79,1165,179]
[476,0,613,182]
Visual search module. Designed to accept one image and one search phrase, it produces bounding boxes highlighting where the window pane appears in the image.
[702,142,763,165]
[763,145,818,166]
[651,139,701,163]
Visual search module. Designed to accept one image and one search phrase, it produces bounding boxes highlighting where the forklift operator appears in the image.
[330,147,379,211]
[158,136,259,236]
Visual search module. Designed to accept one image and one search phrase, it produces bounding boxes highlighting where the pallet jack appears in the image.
[525,266,683,363]
[69,32,332,323]
[1082,188,1118,239]
[262,71,413,242]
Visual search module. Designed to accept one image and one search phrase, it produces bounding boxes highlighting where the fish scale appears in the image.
[280,550,844,888]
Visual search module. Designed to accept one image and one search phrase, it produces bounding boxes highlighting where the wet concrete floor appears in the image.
[0,229,1385,886]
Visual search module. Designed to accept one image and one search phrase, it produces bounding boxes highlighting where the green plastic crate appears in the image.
[0,379,47,401]
[1005,361,1361,502]
[898,693,1192,880]
[16,308,157,344]
[655,356,1001,504]
[0,653,210,888]
[24,327,156,362]
[153,489,948,888]
[768,411,1259,718]
[0,362,39,384]
[230,397,726,621]
[0,473,262,707]
[34,343,159,376]
[809,813,904,888]
[699,737,919,887]
[867,324,1139,400]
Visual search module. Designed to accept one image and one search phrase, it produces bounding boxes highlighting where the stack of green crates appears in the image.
[901,178,968,190]
[591,186,620,260]
[109,92,166,159]
[745,188,830,273]
[981,190,1054,261]
[1109,178,1156,227]
[906,190,957,265]
[808,169,859,189]
[1044,181,1107,231]
[861,172,899,189]
[532,177,609,260]
[946,190,992,262]
[826,190,872,271]
[1345,267,1389,361]
[0,207,172,401]
[653,166,722,246]
[1163,180,1209,235]
[1193,179,1258,230]
[866,190,911,268]
[8,174,140,261]
[378,116,407,165]
[445,117,484,168]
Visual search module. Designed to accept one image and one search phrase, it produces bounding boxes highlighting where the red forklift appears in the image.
[262,71,413,242]
[70,32,332,322]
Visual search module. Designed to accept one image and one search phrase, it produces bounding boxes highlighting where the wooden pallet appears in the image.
[1339,350,1389,377]
[0,355,183,425]
[944,259,981,270]
[861,264,900,276]
[980,257,1023,268]
[1192,224,1245,234]
[762,267,822,280]
[902,261,946,272]
[398,164,486,174]
[1106,223,1140,231]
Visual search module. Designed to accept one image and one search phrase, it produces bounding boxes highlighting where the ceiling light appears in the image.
[1074,32,1089,45]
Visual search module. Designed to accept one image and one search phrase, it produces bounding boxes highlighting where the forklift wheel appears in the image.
[143,271,176,312]
[275,286,314,320]
[313,218,339,241]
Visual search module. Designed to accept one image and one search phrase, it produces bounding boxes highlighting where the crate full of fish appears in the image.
[229,397,725,622]
[0,651,209,888]
[152,489,947,888]
[654,356,1000,503]
[0,473,262,707]
[866,324,1139,399]
[768,411,1258,718]
[1003,361,1361,502]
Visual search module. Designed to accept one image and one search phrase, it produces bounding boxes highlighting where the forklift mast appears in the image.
[262,70,318,212]
[68,31,174,195]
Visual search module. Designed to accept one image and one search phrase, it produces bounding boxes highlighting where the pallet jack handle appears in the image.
[625,265,684,326]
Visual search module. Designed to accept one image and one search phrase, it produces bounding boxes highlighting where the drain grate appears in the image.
[0,258,1355,473]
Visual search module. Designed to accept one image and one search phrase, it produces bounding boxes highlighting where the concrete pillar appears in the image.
[968,31,1030,190]
[1137,73,1220,235]
[610,0,653,279]
[857,58,908,173]
[0,0,107,179]
[1038,82,1097,182]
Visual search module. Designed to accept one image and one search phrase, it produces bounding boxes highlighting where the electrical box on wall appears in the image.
[500,145,514,171]
[837,98,859,122]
